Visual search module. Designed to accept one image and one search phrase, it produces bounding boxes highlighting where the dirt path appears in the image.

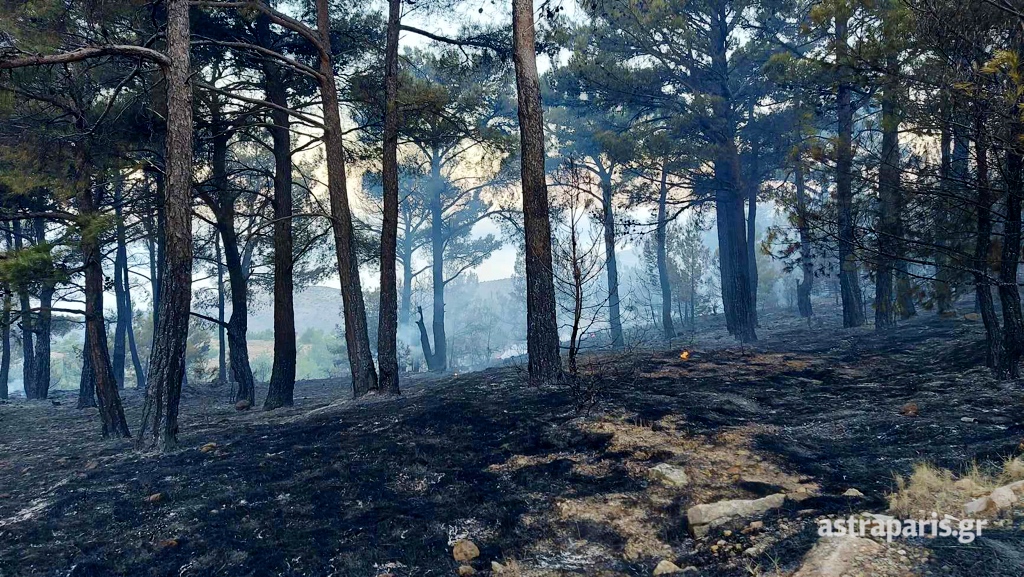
[0,311,1020,577]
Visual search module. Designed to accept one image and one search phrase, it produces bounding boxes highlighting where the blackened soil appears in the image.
[0,309,1021,577]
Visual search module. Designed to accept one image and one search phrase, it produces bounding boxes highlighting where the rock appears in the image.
[456,565,476,576]
[653,560,683,575]
[963,313,981,321]
[900,402,919,417]
[490,561,505,573]
[452,540,480,562]
[792,536,883,577]
[748,520,764,531]
[989,486,1018,509]
[235,399,251,411]
[961,417,976,423]
[154,538,179,550]
[144,493,163,503]
[649,463,689,487]
[687,493,786,538]
[842,488,865,498]
[200,442,217,453]
[964,496,992,515]
[84,460,99,470]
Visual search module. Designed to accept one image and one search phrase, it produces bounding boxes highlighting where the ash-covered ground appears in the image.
[1,308,1022,577]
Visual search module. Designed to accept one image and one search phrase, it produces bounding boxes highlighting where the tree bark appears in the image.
[795,159,814,318]
[835,12,865,328]
[998,141,1024,376]
[513,0,562,384]
[78,326,96,409]
[32,217,53,400]
[316,0,379,397]
[215,234,227,385]
[972,115,1000,369]
[217,204,256,406]
[874,77,900,331]
[746,138,760,327]
[113,183,129,388]
[122,249,146,390]
[375,0,402,394]
[262,40,299,408]
[137,0,193,450]
[933,110,955,315]
[656,165,674,340]
[710,2,756,343]
[598,166,623,349]
[426,153,447,372]
[80,190,130,436]
[12,220,34,398]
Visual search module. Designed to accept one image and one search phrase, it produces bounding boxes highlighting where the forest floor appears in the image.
[1,307,1023,577]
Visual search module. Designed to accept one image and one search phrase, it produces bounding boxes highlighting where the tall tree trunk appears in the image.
[933,109,955,315]
[123,251,146,390]
[835,12,865,328]
[78,326,96,409]
[375,0,402,394]
[316,0,379,397]
[874,77,900,330]
[138,0,193,451]
[513,0,562,384]
[426,153,446,372]
[795,159,814,317]
[998,139,1024,376]
[972,115,1000,368]
[215,234,227,385]
[656,165,674,340]
[400,233,414,329]
[263,49,299,409]
[32,217,53,400]
[415,306,434,367]
[218,206,256,406]
[598,167,623,349]
[1,228,11,400]
[113,184,129,388]
[710,2,756,342]
[12,219,34,398]
[746,138,760,326]
[80,191,131,437]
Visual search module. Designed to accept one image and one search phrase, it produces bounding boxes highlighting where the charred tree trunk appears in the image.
[80,191,131,437]
[78,327,96,409]
[375,0,402,394]
[998,142,1024,376]
[32,217,53,400]
[12,220,34,397]
[427,153,447,372]
[415,306,434,368]
[598,167,623,349]
[874,79,900,331]
[972,116,1001,369]
[513,0,562,385]
[122,250,146,390]
[835,12,865,328]
[795,160,814,318]
[316,0,379,397]
[656,165,674,340]
[0,277,8,401]
[218,205,256,406]
[710,3,756,343]
[113,184,129,388]
[933,110,955,315]
[400,232,414,329]
[263,48,299,409]
[215,234,227,385]
[746,138,760,327]
[138,0,193,451]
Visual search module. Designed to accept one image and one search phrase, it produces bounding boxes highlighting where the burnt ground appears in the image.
[1,308,1023,577]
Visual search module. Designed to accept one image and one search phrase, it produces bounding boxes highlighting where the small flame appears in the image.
[679,350,690,361]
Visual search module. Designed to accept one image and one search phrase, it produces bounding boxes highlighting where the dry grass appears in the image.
[888,458,1024,517]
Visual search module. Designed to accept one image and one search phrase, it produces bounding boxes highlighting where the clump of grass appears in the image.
[888,459,1024,517]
